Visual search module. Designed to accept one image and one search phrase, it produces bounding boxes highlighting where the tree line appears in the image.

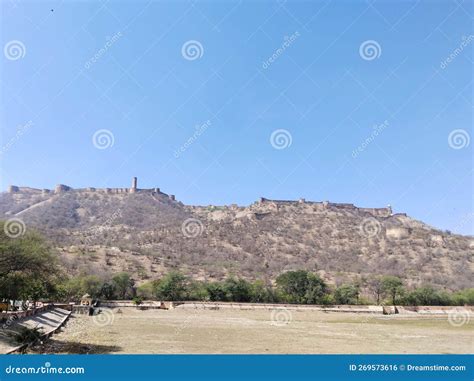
[1,221,472,310]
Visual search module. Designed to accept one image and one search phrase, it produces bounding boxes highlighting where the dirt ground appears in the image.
[33,308,473,354]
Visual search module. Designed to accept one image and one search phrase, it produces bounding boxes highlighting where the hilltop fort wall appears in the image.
[258,197,392,217]
[7,177,176,201]
[6,179,393,216]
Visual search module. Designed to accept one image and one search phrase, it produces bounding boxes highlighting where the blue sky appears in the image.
[1,0,473,235]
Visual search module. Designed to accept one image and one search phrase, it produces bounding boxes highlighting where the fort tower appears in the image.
[130,177,137,193]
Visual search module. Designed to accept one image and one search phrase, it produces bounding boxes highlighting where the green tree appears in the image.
[154,272,188,301]
[276,270,327,304]
[100,281,117,300]
[112,272,134,299]
[223,277,252,302]
[276,270,310,303]
[452,288,474,306]
[0,222,59,307]
[136,281,156,300]
[404,285,454,306]
[304,273,328,304]
[206,282,227,301]
[21,280,48,308]
[334,284,360,305]
[250,280,276,303]
[80,275,103,298]
[381,276,404,305]
[186,281,209,301]
[367,275,384,305]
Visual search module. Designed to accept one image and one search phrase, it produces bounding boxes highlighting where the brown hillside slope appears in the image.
[0,187,472,289]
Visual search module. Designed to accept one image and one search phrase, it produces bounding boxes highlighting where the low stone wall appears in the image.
[175,302,474,316]
[0,304,52,322]
[99,301,161,308]
[174,302,384,314]
[397,306,474,315]
[5,307,72,354]
[91,301,173,310]
[71,301,474,316]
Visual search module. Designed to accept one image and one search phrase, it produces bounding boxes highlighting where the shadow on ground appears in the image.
[28,339,122,354]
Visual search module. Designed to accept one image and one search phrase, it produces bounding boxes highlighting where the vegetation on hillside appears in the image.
[1,191,472,291]
[0,221,61,311]
[1,220,472,307]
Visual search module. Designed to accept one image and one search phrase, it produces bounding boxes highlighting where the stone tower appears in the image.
[130,177,137,193]
[55,184,71,193]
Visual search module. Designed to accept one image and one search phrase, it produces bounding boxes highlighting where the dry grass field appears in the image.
[32,308,474,354]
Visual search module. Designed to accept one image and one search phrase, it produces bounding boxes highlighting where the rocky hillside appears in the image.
[1,186,472,290]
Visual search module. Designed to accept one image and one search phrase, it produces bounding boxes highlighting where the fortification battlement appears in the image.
[7,178,176,201]
[258,197,392,217]
[7,186,52,195]
[5,180,392,217]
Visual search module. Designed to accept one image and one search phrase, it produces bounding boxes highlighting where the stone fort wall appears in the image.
[7,178,176,200]
[258,197,392,217]
[6,181,393,216]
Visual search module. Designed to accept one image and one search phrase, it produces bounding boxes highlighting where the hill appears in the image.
[1,181,472,290]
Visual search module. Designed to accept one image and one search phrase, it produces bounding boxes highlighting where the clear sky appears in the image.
[1,0,473,235]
